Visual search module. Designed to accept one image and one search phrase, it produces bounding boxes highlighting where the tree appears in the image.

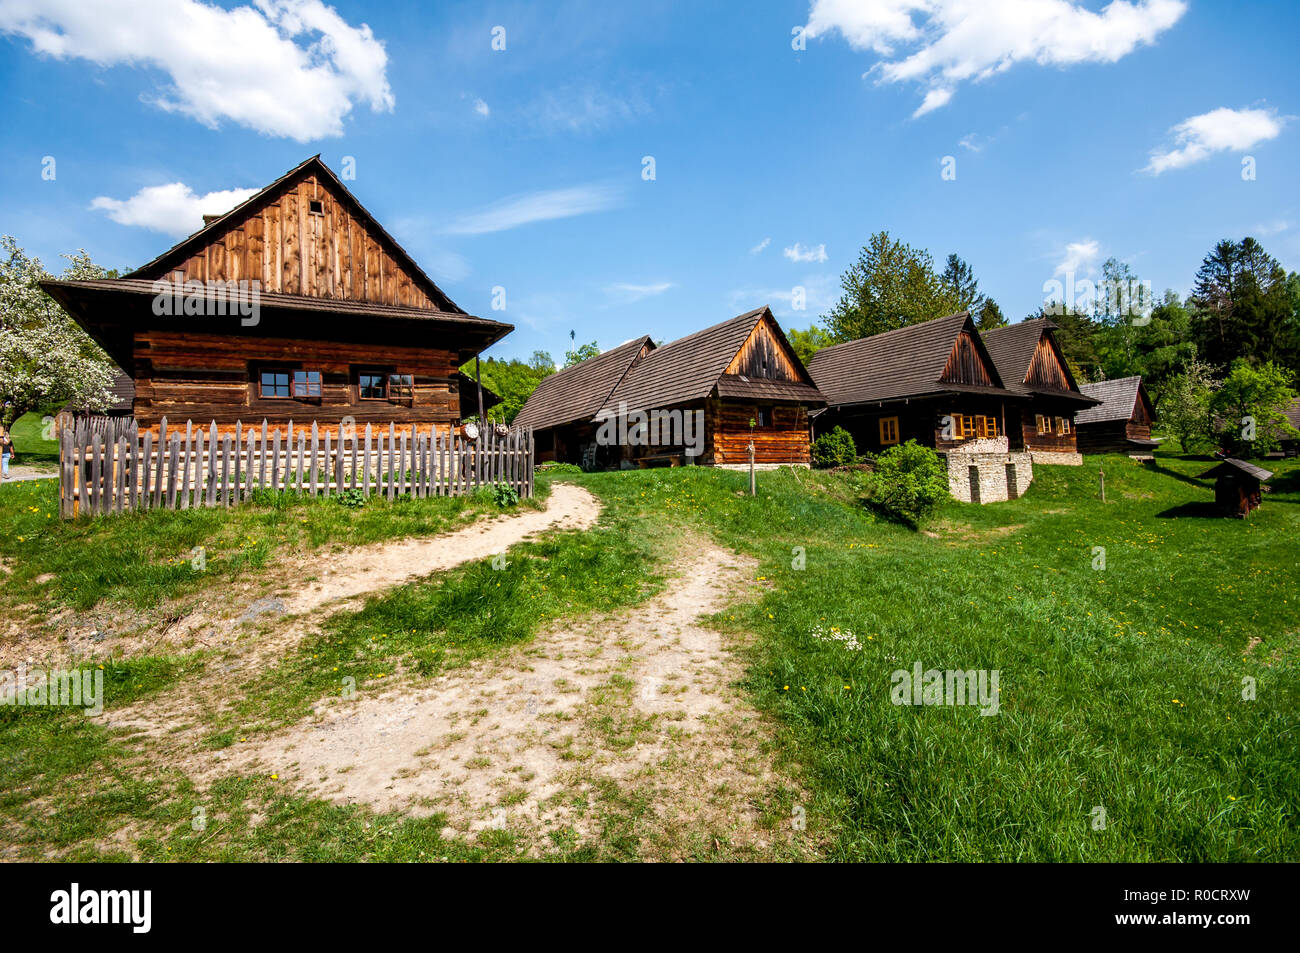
[476,355,555,424]
[564,341,601,367]
[975,299,1006,330]
[1209,359,1299,456]
[786,323,833,365]
[939,253,984,314]
[822,231,955,342]
[1190,237,1294,371]
[0,236,117,429]
[1157,359,1219,454]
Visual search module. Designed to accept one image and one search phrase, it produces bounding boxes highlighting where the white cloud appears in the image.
[1250,219,1292,237]
[1145,106,1286,174]
[606,282,674,303]
[445,184,621,235]
[958,132,983,152]
[729,274,837,320]
[750,237,771,255]
[784,242,828,263]
[803,0,1187,117]
[89,182,259,237]
[1054,239,1101,277]
[473,97,490,118]
[0,0,393,141]
[530,85,650,133]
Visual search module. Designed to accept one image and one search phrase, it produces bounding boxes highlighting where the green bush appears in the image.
[871,440,949,523]
[489,482,520,507]
[538,462,582,473]
[811,426,857,469]
[335,487,366,509]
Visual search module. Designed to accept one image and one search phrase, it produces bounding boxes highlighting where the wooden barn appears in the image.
[980,317,1097,464]
[1199,458,1272,517]
[1075,376,1158,455]
[42,156,512,437]
[515,307,826,468]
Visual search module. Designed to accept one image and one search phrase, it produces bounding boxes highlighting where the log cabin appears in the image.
[42,156,512,437]
[1075,376,1158,455]
[515,307,826,468]
[807,311,1033,502]
[980,317,1098,464]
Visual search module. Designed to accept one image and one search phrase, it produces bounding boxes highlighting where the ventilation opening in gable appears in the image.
[308,200,325,216]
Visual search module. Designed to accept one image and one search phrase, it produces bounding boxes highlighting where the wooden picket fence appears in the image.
[58,417,534,518]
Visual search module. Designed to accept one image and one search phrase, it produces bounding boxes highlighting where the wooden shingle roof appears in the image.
[806,311,1005,407]
[513,336,653,431]
[1076,376,1144,425]
[1199,458,1273,482]
[597,307,819,416]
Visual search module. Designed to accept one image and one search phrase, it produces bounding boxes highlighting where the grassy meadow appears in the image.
[0,449,1296,861]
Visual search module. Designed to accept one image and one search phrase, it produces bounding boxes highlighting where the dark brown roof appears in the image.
[1285,396,1300,432]
[598,306,820,415]
[1199,458,1273,482]
[40,277,513,370]
[715,375,825,402]
[513,336,653,431]
[806,311,1005,407]
[124,155,464,314]
[1076,376,1144,425]
[107,369,135,413]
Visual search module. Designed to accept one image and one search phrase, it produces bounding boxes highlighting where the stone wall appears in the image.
[944,449,1034,504]
[1029,450,1083,466]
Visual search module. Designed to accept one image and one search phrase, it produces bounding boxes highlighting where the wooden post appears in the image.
[749,440,756,497]
[1099,465,1106,503]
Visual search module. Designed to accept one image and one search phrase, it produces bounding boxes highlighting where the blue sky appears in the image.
[1,0,1296,363]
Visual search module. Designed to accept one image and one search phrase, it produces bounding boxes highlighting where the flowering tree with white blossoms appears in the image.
[0,235,118,430]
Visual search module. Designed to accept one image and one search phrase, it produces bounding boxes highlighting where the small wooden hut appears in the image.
[1198,458,1272,517]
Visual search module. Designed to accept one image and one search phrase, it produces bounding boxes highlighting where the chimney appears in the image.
[202,213,222,227]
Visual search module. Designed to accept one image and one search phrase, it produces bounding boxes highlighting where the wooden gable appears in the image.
[129,158,457,312]
[940,329,995,387]
[1132,382,1155,425]
[1024,331,1078,391]
[725,311,808,383]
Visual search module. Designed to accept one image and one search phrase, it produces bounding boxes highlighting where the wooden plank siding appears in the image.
[940,331,996,387]
[708,398,811,465]
[169,173,441,310]
[132,330,459,432]
[725,316,803,382]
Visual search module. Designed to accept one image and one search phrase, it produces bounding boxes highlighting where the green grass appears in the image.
[8,411,59,465]
[0,477,540,611]
[1,449,1296,861]
[553,453,1300,860]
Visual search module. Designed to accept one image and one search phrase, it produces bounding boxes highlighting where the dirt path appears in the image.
[200,540,807,860]
[6,484,601,672]
[280,482,600,616]
[100,484,602,738]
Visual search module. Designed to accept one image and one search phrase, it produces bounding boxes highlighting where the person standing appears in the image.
[0,426,14,479]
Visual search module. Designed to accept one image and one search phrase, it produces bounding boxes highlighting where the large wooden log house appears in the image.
[515,306,826,468]
[42,156,512,437]
[1075,376,1158,455]
[807,311,1033,503]
[980,317,1097,464]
